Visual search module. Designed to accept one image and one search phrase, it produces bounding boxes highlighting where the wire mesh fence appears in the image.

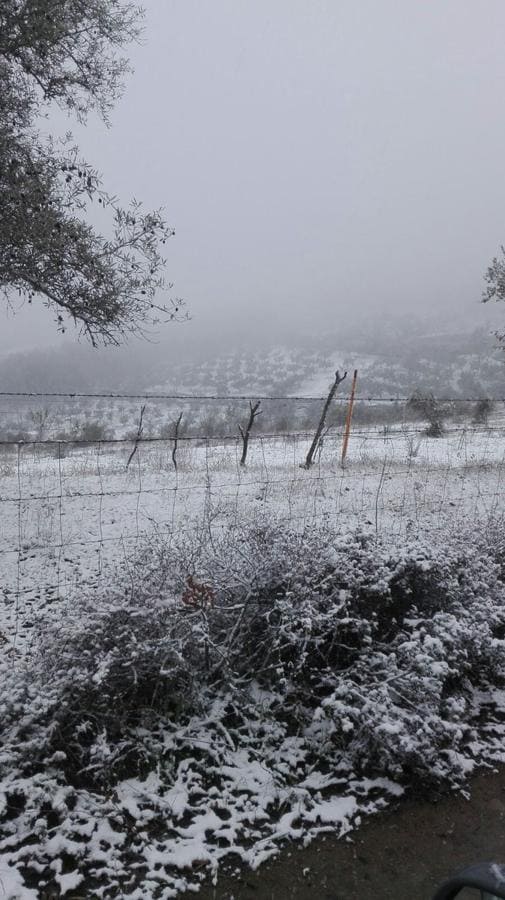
[1,390,505,650]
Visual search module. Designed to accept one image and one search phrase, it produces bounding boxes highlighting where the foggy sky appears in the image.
[3,0,505,355]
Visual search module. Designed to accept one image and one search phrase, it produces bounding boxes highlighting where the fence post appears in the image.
[341,369,358,467]
[301,370,347,469]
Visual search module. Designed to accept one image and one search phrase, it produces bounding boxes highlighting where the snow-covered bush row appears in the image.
[2,517,505,897]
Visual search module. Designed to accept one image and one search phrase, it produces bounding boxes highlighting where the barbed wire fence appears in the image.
[1,389,505,651]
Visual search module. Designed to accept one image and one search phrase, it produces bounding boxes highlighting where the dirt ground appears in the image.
[181,769,505,900]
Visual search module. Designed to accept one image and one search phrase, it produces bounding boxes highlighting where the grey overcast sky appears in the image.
[3,0,505,353]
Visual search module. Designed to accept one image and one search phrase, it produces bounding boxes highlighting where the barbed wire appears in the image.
[0,391,505,403]
[0,424,504,447]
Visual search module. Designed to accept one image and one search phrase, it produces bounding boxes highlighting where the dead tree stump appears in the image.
[239,400,261,466]
[172,411,183,470]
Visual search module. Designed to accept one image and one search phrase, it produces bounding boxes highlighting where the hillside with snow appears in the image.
[149,324,505,399]
[1,312,503,400]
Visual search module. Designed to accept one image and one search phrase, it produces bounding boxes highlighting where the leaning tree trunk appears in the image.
[301,370,347,469]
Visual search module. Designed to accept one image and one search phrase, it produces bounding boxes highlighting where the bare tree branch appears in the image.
[126,404,145,469]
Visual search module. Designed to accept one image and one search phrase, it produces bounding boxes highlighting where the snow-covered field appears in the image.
[2,421,505,649]
[2,420,505,899]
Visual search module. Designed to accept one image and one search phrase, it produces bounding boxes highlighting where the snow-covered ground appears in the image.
[3,421,505,898]
[1,421,505,650]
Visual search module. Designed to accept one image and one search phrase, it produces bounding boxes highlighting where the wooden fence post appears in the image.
[341,369,358,467]
[301,370,347,469]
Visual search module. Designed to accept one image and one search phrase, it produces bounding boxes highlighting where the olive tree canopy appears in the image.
[0,0,183,346]
[483,249,505,345]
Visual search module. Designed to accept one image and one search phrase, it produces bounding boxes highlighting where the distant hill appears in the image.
[149,323,505,400]
[0,314,503,400]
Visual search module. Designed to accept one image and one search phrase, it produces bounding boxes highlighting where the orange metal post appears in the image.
[341,369,358,466]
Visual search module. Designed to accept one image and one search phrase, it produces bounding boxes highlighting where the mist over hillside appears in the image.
[150,326,504,400]
[1,310,504,399]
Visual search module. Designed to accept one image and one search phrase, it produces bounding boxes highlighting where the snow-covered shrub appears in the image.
[2,517,505,897]
[0,577,203,786]
[4,521,505,786]
[189,523,505,784]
